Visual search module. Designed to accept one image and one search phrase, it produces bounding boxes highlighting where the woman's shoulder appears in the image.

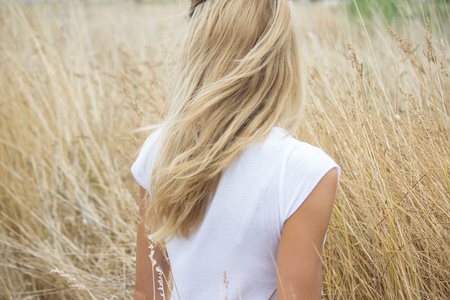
[260,126,340,183]
[139,127,163,153]
[270,127,340,221]
[131,127,163,190]
[265,127,337,165]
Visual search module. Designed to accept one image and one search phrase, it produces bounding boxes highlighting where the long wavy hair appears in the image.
[145,0,305,243]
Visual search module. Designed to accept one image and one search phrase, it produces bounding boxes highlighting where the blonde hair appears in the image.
[145,0,304,243]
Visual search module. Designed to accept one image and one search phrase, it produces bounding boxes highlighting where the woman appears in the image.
[132,0,340,299]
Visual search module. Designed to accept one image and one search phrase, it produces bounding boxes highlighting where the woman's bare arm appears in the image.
[135,186,171,300]
[277,168,339,300]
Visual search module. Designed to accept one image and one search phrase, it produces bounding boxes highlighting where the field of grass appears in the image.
[0,0,449,299]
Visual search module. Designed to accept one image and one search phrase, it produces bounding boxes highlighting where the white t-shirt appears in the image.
[131,126,340,300]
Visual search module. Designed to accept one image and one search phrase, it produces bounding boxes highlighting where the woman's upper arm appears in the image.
[277,168,339,300]
[135,186,170,300]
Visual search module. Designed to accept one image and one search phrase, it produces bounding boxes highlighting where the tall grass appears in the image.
[0,0,448,299]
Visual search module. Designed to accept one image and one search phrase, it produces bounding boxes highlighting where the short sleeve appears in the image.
[279,142,340,223]
[131,128,162,191]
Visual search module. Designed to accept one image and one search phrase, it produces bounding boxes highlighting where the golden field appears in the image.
[0,1,449,299]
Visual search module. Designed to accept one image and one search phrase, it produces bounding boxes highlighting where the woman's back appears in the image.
[132,127,339,299]
[133,1,340,298]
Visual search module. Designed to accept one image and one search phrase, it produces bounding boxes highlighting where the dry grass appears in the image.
[0,1,449,299]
